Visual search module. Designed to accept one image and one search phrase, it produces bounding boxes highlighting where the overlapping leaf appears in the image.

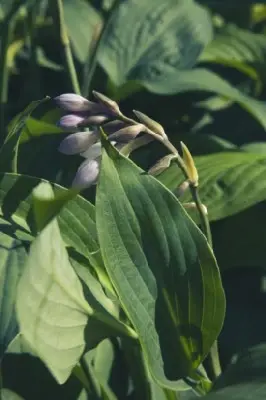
[96,139,225,390]
[158,151,266,221]
[99,0,212,87]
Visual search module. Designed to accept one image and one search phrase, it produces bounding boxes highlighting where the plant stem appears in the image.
[0,23,11,145]
[82,0,121,97]
[27,2,40,99]
[52,0,81,94]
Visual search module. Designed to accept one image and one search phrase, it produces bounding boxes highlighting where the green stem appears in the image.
[27,3,40,99]
[52,0,81,94]
[0,19,13,145]
[82,0,121,97]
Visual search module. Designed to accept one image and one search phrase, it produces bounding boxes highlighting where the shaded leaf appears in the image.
[96,139,225,389]
[0,233,27,360]
[143,68,266,131]
[99,0,212,86]
[159,151,266,221]
[205,344,266,399]
[0,97,50,173]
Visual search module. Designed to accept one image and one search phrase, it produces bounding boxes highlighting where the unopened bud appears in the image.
[58,114,86,130]
[93,91,120,115]
[108,124,145,142]
[180,142,199,187]
[78,115,109,126]
[173,180,190,198]
[133,110,166,138]
[148,154,177,176]
[58,130,99,155]
[72,158,100,189]
[103,120,126,135]
[55,93,92,112]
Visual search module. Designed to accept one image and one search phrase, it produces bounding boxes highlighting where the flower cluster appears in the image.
[55,92,145,188]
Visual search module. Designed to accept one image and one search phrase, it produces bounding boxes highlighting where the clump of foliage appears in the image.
[1,0,266,399]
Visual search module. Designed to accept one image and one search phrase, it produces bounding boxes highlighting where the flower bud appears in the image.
[80,142,102,160]
[183,202,207,215]
[78,115,109,126]
[173,180,190,198]
[93,90,120,115]
[181,142,199,187]
[102,120,126,135]
[58,130,99,155]
[148,154,177,176]
[58,114,86,130]
[108,124,145,142]
[133,110,166,138]
[72,158,100,189]
[55,93,92,112]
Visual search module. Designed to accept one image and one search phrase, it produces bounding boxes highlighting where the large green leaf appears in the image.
[15,184,92,384]
[205,344,266,399]
[199,24,266,93]
[159,151,266,221]
[143,68,266,130]
[96,139,225,390]
[0,233,27,360]
[16,182,136,384]
[0,173,98,259]
[64,0,103,63]
[99,0,212,87]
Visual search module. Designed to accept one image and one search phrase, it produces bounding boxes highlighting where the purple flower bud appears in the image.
[78,115,109,126]
[55,93,95,112]
[58,130,99,155]
[102,120,126,135]
[58,114,86,130]
[72,158,100,189]
[108,124,145,143]
[80,142,102,160]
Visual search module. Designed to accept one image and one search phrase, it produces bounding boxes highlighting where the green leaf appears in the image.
[0,233,27,360]
[0,173,98,260]
[99,0,212,87]
[96,139,225,390]
[0,389,24,400]
[199,24,266,93]
[15,184,92,384]
[16,182,136,384]
[19,117,63,144]
[0,97,50,173]
[64,0,103,63]
[205,344,266,399]
[143,68,266,130]
[159,151,266,221]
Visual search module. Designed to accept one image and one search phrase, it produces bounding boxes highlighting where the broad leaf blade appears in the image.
[205,344,266,399]
[0,233,27,360]
[16,184,91,384]
[143,68,266,130]
[159,151,266,221]
[96,140,225,390]
[99,0,212,86]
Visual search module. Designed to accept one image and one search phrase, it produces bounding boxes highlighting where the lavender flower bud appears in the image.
[108,124,145,142]
[55,93,92,112]
[80,142,102,159]
[102,120,126,135]
[58,114,86,130]
[93,90,120,116]
[78,115,109,127]
[58,130,99,155]
[72,158,100,189]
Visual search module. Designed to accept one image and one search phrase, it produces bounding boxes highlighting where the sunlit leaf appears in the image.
[96,138,225,390]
